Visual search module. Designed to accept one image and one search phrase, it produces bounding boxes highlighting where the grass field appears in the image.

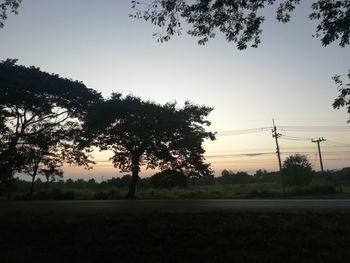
[1,211,350,262]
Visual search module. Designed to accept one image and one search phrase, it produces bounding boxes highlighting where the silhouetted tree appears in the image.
[40,161,63,192]
[282,154,313,189]
[218,169,252,185]
[21,132,62,197]
[85,93,215,198]
[254,169,268,178]
[0,59,102,197]
[0,0,21,28]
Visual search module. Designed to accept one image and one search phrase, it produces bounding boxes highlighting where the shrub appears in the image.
[282,154,313,188]
[150,170,188,189]
[289,181,337,196]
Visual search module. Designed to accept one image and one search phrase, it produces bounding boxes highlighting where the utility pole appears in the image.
[312,137,326,173]
[272,119,285,193]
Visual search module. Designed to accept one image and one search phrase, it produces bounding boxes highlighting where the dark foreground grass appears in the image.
[1,211,350,263]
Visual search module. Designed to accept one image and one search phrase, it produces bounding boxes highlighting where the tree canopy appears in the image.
[0,59,102,196]
[132,0,350,118]
[132,0,350,49]
[85,93,215,198]
[0,0,21,28]
[2,1,350,118]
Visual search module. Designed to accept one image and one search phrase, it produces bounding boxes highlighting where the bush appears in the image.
[93,192,109,200]
[150,170,188,189]
[108,189,123,199]
[283,154,313,188]
[289,181,338,196]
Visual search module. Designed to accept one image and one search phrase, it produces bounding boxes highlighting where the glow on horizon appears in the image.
[1,0,350,179]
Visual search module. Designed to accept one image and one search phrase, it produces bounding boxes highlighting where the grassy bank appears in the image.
[1,211,350,262]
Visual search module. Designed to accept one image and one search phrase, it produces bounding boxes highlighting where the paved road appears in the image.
[1,199,350,214]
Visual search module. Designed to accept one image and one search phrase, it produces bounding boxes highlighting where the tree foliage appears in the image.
[0,0,21,28]
[132,0,350,118]
[21,131,65,196]
[219,169,253,184]
[0,59,102,195]
[132,0,350,49]
[85,93,215,198]
[282,154,313,188]
[333,71,350,121]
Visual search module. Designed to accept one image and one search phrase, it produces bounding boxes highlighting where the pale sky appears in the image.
[1,0,350,179]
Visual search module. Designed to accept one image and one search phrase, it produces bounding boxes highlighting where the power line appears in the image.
[280,135,313,141]
[205,152,275,158]
[278,126,350,132]
[323,158,350,161]
[216,127,272,136]
[215,126,350,137]
[326,140,350,147]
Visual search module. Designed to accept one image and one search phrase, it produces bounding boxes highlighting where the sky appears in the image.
[1,0,350,180]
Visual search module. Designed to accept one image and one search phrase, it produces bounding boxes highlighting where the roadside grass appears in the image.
[1,211,350,262]
[9,181,350,200]
[137,183,284,199]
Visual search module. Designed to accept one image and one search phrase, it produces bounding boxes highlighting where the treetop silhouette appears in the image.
[85,93,216,198]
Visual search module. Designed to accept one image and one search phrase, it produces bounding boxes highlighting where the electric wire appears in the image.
[278,126,350,132]
[91,124,350,171]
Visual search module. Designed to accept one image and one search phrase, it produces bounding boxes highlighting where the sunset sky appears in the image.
[1,0,350,180]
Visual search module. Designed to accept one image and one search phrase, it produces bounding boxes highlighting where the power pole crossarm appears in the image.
[312,137,326,173]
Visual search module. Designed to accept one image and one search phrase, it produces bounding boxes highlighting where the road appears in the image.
[1,199,350,214]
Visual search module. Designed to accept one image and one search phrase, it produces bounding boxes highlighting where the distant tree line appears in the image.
[6,153,350,200]
[12,164,350,194]
[219,154,350,190]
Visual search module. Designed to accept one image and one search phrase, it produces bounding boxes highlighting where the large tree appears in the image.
[85,93,215,198]
[20,128,75,197]
[0,59,102,196]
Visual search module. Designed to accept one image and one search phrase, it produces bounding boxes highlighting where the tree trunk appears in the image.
[30,162,40,199]
[0,139,20,199]
[30,174,36,198]
[126,158,140,199]
[45,179,49,193]
[1,166,15,200]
